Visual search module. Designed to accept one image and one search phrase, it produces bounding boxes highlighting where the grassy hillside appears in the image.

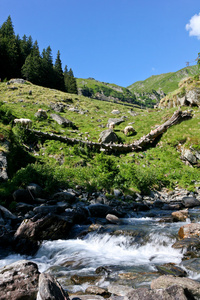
[128,65,199,94]
[0,80,200,206]
[76,77,140,106]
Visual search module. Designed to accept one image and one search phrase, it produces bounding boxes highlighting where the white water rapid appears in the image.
[0,216,189,292]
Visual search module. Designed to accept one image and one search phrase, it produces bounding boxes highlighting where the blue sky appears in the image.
[1,0,200,87]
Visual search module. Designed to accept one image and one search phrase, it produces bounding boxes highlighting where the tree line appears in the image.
[0,16,77,94]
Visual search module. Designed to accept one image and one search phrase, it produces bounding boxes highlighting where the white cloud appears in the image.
[186,13,200,39]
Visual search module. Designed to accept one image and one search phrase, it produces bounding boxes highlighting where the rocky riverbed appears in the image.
[1,183,200,299]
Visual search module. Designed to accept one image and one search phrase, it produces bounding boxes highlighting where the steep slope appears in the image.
[128,65,199,94]
[0,79,199,200]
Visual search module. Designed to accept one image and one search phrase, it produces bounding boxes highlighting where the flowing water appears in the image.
[1,210,200,294]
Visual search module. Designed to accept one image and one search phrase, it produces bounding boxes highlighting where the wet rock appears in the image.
[172,237,200,258]
[171,209,188,222]
[132,202,150,211]
[106,214,121,224]
[108,284,134,296]
[152,200,165,208]
[70,274,100,285]
[85,286,111,298]
[70,295,105,300]
[37,272,70,300]
[182,258,200,273]
[88,203,119,218]
[182,196,200,208]
[162,202,183,210]
[159,216,173,223]
[155,263,187,277]
[178,223,200,239]
[124,286,187,300]
[98,129,119,143]
[95,266,111,275]
[151,275,200,299]
[14,214,73,255]
[0,260,40,300]
[88,224,103,232]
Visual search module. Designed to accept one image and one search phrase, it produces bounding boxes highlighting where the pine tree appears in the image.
[54,50,65,91]
[64,66,78,94]
[20,35,33,62]
[41,46,54,87]
[0,16,18,80]
[22,40,42,85]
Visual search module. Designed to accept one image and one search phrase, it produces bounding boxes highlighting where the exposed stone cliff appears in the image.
[159,76,200,108]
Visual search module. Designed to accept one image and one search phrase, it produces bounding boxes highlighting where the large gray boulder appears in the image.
[124,286,187,300]
[37,273,70,300]
[0,260,40,300]
[107,117,125,127]
[185,88,200,107]
[182,196,200,208]
[151,275,200,300]
[9,78,26,84]
[98,129,119,143]
[50,113,74,127]
[14,214,73,255]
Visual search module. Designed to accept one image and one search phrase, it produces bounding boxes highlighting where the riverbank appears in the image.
[1,184,200,299]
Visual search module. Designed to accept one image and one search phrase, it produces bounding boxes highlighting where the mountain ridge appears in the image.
[76,65,199,108]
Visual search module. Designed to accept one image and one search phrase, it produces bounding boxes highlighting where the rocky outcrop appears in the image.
[125,286,188,300]
[151,275,200,300]
[14,214,73,255]
[37,273,70,300]
[0,260,40,300]
[159,77,200,108]
[179,145,200,166]
[0,260,70,300]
